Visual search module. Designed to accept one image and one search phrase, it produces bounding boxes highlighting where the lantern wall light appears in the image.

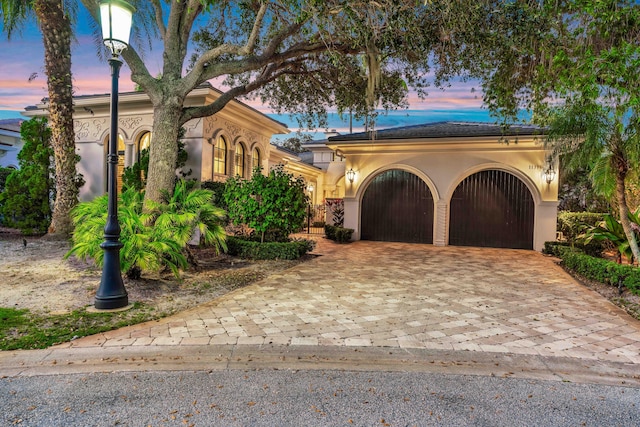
[346,168,356,183]
[542,156,556,185]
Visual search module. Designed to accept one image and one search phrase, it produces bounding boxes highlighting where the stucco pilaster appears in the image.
[343,197,359,240]
[434,200,448,246]
[534,201,559,252]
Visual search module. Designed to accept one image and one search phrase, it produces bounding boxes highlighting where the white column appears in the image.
[434,200,448,246]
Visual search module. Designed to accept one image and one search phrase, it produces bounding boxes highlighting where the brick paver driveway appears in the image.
[72,240,640,364]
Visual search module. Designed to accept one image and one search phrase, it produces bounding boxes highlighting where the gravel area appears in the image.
[0,228,305,316]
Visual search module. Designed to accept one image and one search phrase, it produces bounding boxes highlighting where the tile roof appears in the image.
[327,121,542,142]
[0,118,24,133]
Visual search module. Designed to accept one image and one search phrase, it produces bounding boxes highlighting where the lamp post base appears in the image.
[95,239,128,310]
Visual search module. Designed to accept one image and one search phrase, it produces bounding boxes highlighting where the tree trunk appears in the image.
[143,102,183,206]
[615,166,640,264]
[36,0,78,238]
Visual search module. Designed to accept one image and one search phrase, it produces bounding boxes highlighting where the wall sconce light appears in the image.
[346,168,356,183]
[542,159,556,185]
[543,167,556,184]
[307,183,314,193]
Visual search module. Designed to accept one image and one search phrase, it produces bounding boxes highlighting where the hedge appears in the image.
[324,224,354,243]
[543,241,640,295]
[226,236,315,260]
[557,211,606,242]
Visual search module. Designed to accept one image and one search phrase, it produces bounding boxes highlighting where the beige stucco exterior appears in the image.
[20,88,558,251]
[23,86,324,201]
[324,134,558,252]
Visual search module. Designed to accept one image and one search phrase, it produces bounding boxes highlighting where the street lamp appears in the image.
[95,0,134,310]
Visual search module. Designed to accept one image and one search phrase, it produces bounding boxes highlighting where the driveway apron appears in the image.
[68,240,640,364]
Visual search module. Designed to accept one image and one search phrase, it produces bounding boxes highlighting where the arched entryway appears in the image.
[449,169,534,249]
[361,169,434,243]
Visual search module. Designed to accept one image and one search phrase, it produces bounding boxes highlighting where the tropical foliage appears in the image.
[224,165,307,243]
[67,180,226,279]
[1,0,78,237]
[582,210,640,265]
[0,117,54,234]
[441,0,640,261]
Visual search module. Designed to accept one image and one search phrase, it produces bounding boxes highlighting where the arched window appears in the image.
[138,131,151,160]
[252,147,261,174]
[213,136,227,176]
[235,143,245,177]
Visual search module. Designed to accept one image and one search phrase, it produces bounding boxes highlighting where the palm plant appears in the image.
[1,0,78,236]
[582,208,640,265]
[542,99,640,263]
[148,179,227,265]
[66,180,227,279]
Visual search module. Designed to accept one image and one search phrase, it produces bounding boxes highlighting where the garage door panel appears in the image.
[450,170,534,249]
[361,170,433,243]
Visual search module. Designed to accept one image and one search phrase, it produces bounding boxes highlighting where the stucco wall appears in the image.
[339,139,558,252]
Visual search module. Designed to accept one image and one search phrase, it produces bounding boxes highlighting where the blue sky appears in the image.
[0,7,501,134]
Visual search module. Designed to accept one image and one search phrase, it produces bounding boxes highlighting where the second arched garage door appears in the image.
[361,169,434,243]
[449,170,534,249]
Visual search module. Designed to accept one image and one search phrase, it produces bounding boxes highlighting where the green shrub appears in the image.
[324,224,354,243]
[226,236,315,260]
[0,118,53,234]
[66,180,226,279]
[557,211,606,242]
[544,241,640,295]
[201,180,228,211]
[224,165,307,243]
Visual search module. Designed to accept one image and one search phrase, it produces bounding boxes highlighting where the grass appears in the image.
[0,303,154,351]
[0,262,293,351]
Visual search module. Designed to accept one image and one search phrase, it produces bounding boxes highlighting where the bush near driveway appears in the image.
[544,242,640,295]
[324,224,354,243]
[226,236,315,260]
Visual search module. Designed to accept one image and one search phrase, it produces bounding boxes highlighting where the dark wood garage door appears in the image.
[449,170,534,249]
[361,169,433,243]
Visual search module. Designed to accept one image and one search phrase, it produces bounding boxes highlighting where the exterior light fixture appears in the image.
[100,0,134,56]
[95,0,134,310]
[307,183,315,193]
[543,166,556,185]
[542,157,556,185]
[346,168,356,183]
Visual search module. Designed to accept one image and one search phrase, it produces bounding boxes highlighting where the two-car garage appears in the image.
[360,168,535,249]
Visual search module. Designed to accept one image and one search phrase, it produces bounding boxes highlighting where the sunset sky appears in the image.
[0,8,490,132]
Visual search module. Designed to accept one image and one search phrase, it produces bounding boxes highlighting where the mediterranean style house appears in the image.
[22,84,323,202]
[304,123,558,251]
[21,85,558,251]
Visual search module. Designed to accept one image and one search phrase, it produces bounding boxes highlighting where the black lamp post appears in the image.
[95,0,134,310]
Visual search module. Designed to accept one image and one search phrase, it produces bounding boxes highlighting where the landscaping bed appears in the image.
[0,229,310,350]
[544,242,640,321]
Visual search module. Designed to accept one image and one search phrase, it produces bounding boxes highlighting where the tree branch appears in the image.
[150,0,166,39]
[239,2,269,55]
[181,67,293,124]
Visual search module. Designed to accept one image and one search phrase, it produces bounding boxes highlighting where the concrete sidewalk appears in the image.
[2,239,640,385]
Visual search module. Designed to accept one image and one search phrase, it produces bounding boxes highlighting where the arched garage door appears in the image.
[361,169,434,243]
[449,170,534,249]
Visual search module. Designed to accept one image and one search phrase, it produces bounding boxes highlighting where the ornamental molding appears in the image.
[204,116,219,136]
[74,120,89,141]
[226,122,242,139]
[119,116,142,130]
